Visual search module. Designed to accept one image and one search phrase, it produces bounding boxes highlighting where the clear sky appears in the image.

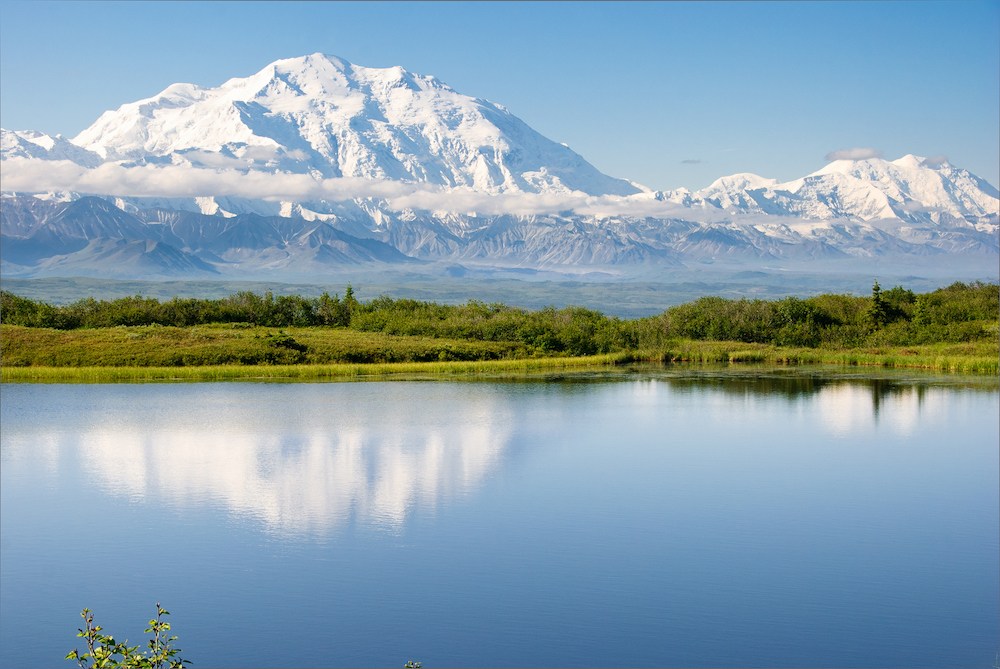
[1,0,997,190]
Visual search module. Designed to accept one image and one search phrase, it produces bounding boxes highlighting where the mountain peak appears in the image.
[891,154,952,171]
[66,53,641,196]
[892,154,925,169]
[268,52,352,79]
[705,172,778,191]
[709,153,1000,224]
[809,156,890,177]
[1,128,103,167]
[811,154,958,179]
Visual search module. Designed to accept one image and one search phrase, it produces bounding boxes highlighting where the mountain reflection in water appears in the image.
[1,373,984,538]
[4,382,512,536]
[1,372,997,668]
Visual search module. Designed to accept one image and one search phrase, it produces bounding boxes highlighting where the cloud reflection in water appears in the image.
[1,377,975,540]
[70,384,512,536]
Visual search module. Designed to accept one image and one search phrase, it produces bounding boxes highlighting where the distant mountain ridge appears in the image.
[1,53,997,280]
[681,154,999,226]
[1,129,102,167]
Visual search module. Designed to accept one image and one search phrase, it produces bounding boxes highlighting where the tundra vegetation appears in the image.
[2,281,997,378]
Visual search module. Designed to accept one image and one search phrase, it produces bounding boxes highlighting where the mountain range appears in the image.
[2,53,997,282]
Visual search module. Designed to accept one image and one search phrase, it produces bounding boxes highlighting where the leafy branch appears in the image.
[66,603,190,669]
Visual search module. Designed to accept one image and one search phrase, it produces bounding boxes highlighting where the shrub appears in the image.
[66,603,189,668]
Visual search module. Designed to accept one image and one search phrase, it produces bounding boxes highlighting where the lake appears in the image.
[1,368,997,667]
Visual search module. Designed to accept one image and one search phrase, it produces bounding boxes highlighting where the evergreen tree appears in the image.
[867,279,888,329]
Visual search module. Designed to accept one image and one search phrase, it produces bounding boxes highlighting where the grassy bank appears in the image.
[0,353,629,383]
[637,341,998,374]
[2,325,995,382]
[0,323,536,367]
[2,282,996,381]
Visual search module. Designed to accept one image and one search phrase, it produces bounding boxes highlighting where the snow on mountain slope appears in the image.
[796,154,997,220]
[0,195,419,278]
[1,129,103,167]
[697,173,779,211]
[70,53,641,197]
[696,155,999,224]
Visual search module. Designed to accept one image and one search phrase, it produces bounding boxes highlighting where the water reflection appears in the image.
[813,382,944,437]
[2,373,996,668]
[3,383,513,537]
[0,373,989,538]
[82,424,506,535]
[631,370,969,438]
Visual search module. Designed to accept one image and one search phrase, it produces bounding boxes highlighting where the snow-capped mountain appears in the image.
[696,173,779,211]
[69,53,641,197]
[691,155,999,226]
[1,129,102,167]
[1,53,997,281]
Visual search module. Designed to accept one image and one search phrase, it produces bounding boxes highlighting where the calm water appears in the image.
[1,369,997,667]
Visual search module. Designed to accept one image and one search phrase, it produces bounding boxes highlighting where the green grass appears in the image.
[0,354,630,383]
[2,323,996,382]
[634,340,998,374]
[0,323,532,367]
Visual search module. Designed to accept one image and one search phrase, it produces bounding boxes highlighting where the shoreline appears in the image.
[3,345,996,383]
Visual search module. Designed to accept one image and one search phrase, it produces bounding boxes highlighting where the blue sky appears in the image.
[1,0,997,190]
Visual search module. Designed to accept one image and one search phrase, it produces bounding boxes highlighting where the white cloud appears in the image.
[921,155,949,168]
[0,158,693,219]
[176,150,247,169]
[824,147,883,161]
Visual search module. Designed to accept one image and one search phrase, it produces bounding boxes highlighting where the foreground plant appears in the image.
[66,603,190,668]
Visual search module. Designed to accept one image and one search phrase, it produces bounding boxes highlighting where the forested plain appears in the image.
[1,281,997,375]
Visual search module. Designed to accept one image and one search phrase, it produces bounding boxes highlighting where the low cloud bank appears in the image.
[0,158,691,218]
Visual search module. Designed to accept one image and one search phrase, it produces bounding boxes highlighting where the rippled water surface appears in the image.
[1,369,997,667]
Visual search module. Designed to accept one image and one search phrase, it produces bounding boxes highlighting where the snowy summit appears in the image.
[70,53,641,197]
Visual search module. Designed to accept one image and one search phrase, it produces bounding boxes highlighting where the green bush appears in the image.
[3,281,997,359]
[66,603,188,669]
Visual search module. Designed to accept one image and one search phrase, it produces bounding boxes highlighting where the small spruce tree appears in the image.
[867,279,888,330]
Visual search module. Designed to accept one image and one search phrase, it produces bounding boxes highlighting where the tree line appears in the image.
[2,281,997,354]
